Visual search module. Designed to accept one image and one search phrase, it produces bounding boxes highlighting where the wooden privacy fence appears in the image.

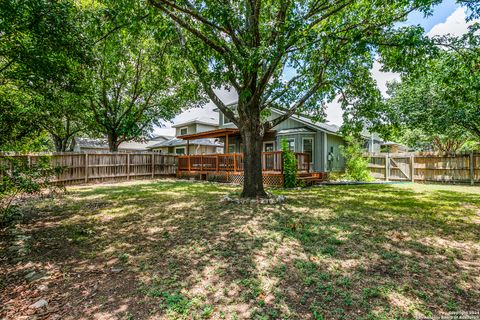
[0,152,177,185]
[365,152,480,185]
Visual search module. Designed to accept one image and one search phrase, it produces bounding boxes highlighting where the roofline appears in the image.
[171,119,218,128]
[269,108,342,136]
[146,141,222,149]
[177,128,240,140]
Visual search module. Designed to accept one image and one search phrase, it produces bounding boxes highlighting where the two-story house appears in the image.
[173,104,382,185]
[147,117,223,154]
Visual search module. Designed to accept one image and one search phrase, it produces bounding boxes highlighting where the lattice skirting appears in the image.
[177,171,284,186]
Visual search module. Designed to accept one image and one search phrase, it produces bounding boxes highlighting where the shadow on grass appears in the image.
[1,181,479,319]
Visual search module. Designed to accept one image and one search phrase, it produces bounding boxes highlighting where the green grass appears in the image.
[2,180,479,319]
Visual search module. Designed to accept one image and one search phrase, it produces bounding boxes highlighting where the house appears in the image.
[147,116,223,154]
[73,136,171,153]
[174,104,382,184]
[380,141,408,153]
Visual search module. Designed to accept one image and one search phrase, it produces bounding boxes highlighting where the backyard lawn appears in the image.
[1,180,479,319]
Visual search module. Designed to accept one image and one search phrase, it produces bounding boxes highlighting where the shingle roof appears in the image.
[75,137,169,151]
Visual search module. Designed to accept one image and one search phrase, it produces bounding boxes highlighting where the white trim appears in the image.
[179,127,188,135]
[171,120,217,128]
[174,147,186,155]
[222,113,233,125]
[302,137,314,164]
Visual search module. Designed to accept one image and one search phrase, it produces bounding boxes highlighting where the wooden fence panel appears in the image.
[365,152,480,185]
[0,152,177,186]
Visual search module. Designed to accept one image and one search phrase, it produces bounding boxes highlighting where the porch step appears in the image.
[297,172,329,185]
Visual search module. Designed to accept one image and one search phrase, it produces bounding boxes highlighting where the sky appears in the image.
[154,0,476,136]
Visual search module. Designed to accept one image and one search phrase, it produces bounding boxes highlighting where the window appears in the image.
[302,138,313,163]
[264,142,275,152]
[179,127,188,135]
[286,139,295,151]
[223,113,233,125]
[222,104,237,125]
[175,147,186,155]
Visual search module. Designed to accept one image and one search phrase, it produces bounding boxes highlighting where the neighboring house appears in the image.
[380,141,408,153]
[74,136,171,153]
[179,104,382,172]
[147,116,223,154]
[147,137,222,155]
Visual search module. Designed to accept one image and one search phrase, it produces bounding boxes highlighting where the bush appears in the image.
[0,155,63,224]
[340,137,373,182]
[281,139,298,188]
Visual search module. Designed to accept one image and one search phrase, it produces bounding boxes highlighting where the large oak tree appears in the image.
[386,26,480,145]
[84,4,202,151]
[147,0,477,198]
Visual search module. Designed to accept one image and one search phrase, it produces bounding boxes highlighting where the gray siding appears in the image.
[326,134,345,171]
[175,124,196,136]
[217,108,346,172]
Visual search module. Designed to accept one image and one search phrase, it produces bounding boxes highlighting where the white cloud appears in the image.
[371,60,401,97]
[427,7,478,37]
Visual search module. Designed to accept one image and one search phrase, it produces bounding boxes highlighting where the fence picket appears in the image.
[0,152,177,186]
[365,152,479,184]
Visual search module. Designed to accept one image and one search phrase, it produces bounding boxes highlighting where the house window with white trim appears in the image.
[179,127,188,135]
[302,138,314,163]
[175,147,186,155]
[285,139,295,151]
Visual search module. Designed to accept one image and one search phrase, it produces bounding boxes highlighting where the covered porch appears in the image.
[177,151,311,173]
[177,128,311,174]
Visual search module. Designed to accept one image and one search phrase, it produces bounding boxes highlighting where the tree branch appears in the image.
[265,69,326,130]
[149,0,229,56]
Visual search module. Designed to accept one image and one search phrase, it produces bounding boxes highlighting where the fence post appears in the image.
[470,152,475,186]
[27,155,31,168]
[385,154,389,181]
[151,153,155,178]
[127,153,130,180]
[84,153,89,183]
[410,155,415,182]
[233,153,237,173]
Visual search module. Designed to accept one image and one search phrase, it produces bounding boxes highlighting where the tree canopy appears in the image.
[377,25,480,151]
[147,0,477,197]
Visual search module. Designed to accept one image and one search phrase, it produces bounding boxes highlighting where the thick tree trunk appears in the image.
[52,135,67,152]
[107,133,119,152]
[240,123,268,198]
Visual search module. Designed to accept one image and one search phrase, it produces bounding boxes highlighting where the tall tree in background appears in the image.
[0,0,90,151]
[146,0,478,198]
[382,25,480,150]
[36,89,89,152]
[85,7,200,151]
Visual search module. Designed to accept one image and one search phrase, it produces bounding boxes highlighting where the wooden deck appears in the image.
[177,151,311,186]
[177,151,310,173]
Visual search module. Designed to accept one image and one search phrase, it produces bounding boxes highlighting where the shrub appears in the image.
[281,139,297,188]
[340,136,373,182]
[0,155,63,224]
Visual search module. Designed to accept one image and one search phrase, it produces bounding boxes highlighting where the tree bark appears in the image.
[240,120,268,198]
[52,135,68,152]
[107,133,119,152]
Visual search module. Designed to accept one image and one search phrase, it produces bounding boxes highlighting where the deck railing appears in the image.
[178,151,310,173]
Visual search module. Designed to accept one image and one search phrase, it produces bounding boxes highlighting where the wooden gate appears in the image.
[387,155,413,181]
[366,152,479,185]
